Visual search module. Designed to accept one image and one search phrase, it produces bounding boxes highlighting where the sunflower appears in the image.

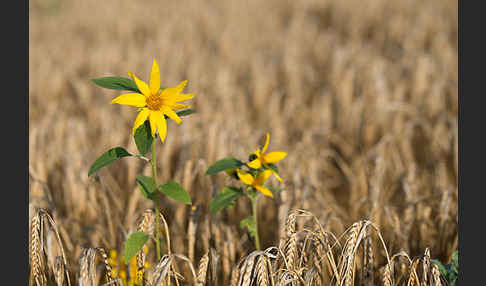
[236,169,274,197]
[247,133,287,181]
[110,59,194,142]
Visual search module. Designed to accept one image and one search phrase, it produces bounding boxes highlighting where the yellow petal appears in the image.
[175,93,195,102]
[148,111,159,137]
[132,74,151,97]
[236,170,255,185]
[150,59,161,95]
[161,80,188,98]
[127,70,135,80]
[262,133,270,154]
[248,158,262,169]
[263,152,287,163]
[171,103,190,110]
[256,169,273,185]
[254,185,274,198]
[149,111,167,142]
[254,149,261,157]
[173,80,188,94]
[110,93,147,107]
[132,108,150,135]
[157,114,168,143]
[161,106,182,124]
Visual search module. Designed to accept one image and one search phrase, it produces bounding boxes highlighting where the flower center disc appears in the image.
[146,94,162,110]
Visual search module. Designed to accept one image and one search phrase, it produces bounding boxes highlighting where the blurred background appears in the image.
[29,0,457,282]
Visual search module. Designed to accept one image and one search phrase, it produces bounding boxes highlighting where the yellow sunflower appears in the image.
[110,59,194,142]
[247,133,287,181]
[237,169,274,198]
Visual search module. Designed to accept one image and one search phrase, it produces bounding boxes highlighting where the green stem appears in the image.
[251,194,261,250]
[152,140,162,261]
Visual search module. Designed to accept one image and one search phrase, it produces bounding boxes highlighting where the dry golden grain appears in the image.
[30,210,46,286]
[256,256,270,286]
[53,256,65,286]
[240,254,257,286]
[196,252,209,286]
[187,205,199,264]
[96,247,113,283]
[362,234,374,286]
[229,267,240,286]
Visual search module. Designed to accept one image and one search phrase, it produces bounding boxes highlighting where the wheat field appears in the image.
[29,0,458,285]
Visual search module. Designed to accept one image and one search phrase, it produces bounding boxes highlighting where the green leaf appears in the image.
[449,276,457,286]
[136,175,157,200]
[90,77,140,92]
[158,181,192,205]
[134,120,153,155]
[240,216,257,238]
[88,147,132,176]
[206,157,244,175]
[451,250,458,267]
[123,232,149,264]
[209,187,243,214]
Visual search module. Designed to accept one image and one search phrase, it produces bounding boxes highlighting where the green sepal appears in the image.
[266,163,279,174]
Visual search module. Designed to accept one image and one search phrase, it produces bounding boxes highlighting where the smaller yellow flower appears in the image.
[119,269,127,283]
[108,248,149,286]
[129,255,138,283]
[248,133,287,181]
[237,169,274,198]
[108,250,119,278]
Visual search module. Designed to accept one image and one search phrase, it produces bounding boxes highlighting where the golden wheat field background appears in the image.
[29,0,458,285]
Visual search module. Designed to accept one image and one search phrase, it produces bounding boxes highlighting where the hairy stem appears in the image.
[152,140,162,261]
[251,194,261,250]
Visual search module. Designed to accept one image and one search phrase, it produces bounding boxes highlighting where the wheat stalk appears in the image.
[422,248,431,285]
[381,263,393,286]
[256,255,271,286]
[39,209,72,286]
[239,252,257,286]
[53,256,65,286]
[196,252,209,286]
[151,255,173,286]
[187,205,200,264]
[361,233,374,286]
[78,248,97,286]
[30,210,46,286]
[230,267,240,286]
[96,247,114,284]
